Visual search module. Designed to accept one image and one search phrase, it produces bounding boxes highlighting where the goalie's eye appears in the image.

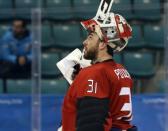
[88,32,94,38]
[88,35,93,39]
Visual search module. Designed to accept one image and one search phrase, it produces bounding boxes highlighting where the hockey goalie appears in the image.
[56,0,137,131]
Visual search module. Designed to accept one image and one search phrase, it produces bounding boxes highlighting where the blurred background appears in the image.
[0,0,168,131]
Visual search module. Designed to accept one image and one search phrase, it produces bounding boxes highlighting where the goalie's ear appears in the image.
[99,41,106,50]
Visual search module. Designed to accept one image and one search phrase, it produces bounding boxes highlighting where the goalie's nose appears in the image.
[83,39,87,47]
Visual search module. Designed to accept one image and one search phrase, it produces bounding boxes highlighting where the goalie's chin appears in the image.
[83,49,89,60]
[83,52,94,61]
[83,53,90,60]
[83,51,90,60]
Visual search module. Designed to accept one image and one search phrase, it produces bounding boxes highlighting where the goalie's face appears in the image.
[83,32,100,61]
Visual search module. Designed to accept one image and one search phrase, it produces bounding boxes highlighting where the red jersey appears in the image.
[62,60,133,131]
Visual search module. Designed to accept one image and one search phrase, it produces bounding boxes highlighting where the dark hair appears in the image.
[107,45,114,56]
[13,19,27,28]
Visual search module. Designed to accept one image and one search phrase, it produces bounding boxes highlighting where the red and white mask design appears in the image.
[81,12,132,52]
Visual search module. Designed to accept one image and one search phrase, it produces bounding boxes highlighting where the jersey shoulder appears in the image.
[80,62,106,76]
[113,62,132,80]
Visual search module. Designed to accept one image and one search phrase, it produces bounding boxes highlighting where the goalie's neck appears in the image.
[92,55,113,64]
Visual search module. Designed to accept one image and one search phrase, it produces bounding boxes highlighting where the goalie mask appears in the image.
[81,12,132,52]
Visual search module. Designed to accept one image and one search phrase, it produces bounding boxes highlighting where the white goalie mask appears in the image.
[81,12,132,52]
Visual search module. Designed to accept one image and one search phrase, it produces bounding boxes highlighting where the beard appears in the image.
[83,46,98,61]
